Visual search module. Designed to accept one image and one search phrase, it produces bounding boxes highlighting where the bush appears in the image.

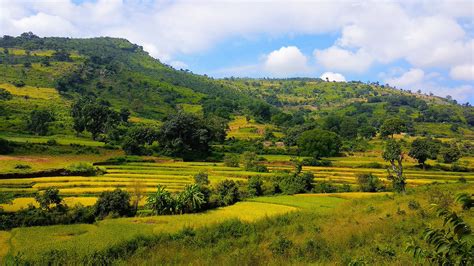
[215,180,239,206]
[0,88,12,100]
[67,162,105,176]
[270,236,293,256]
[0,138,14,154]
[193,171,209,185]
[356,173,384,192]
[247,176,263,197]
[94,189,134,218]
[301,158,332,167]
[274,172,314,195]
[14,164,31,170]
[46,139,58,146]
[223,154,240,167]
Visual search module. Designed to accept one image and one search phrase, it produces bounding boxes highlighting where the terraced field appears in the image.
[1,156,473,212]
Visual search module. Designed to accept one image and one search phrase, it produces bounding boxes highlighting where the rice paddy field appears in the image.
[1,152,473,212]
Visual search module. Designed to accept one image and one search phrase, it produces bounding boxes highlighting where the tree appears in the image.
[94,189,133,218]
[382,139,406,192]
[146,185,176,215]
[215,180,239,206]
[297,129,341,159]
[0,88,12,100]
[357,173,383,192]
[0,138,14,154]
[158,111,226,160]
[408,138,440,170]
[35,187,63,210]
[441,144,462,163]
[380,118,406,138]
[122,125,160,155]
[27,110,55,135]
[241,151,258,171]
[339,117,358,139]
[359,125,377,139]
[194,171,209,186]
[71,97,121,140]
[248,176,263,197]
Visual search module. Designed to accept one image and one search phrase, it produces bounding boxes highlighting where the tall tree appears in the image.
[408,138,440,170]
[382,139,406,192]
[380,118,406,138]
[27,109,55,135]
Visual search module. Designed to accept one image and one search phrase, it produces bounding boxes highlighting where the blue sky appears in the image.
[1,0,473,103]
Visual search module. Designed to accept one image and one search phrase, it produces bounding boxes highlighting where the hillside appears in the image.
[1,33,473,140]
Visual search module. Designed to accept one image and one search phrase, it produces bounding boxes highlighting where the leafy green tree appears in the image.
[94,189,133,218]
[158,111,226,160]
[27,110,55,135]
[247,176,263,197]
[146,185,176,215]
[176,184,205,213]
[339,117,358,139]
[215,180,239,206]
[380,118,406,138]
[194,171,209,186]
[441,144,462,163]
[71,98,121,140]
[297,129,341,159]
[359,125,377,139]
[35,187,63,210]
[0,88,12,100]
[408,138,440,169]
[382,139,406,192]
[241,151,258,170]
[122,124,160,155]
[275,172,314,195]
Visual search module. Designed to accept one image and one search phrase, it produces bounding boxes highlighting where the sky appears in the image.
[1,0,473,103]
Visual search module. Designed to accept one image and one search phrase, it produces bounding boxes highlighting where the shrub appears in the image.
[94,189,133,218]
[270,236,293,256]
[215,180,239,206]
[247,176,263,197]
[275,172,314,195]
[46,139,58,146]
[356,173,384,192]
[193,171,209,185]
[301,158,332,166]
[146,185,176,215]
[408,200,421,210]
[67,162,105,176]
[14,164,31,170]
[0,88,12,100]
[223,154,240,167]
[0,138,14,154]
[35,187,63,210]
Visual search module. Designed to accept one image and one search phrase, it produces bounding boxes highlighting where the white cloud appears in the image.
[384,68,474,102]
[263,46,309,76]
[450,64,474,81]
[314,46,373,73]
[320,72,346,82]
[11,12,76,36]
[385,68,425,88]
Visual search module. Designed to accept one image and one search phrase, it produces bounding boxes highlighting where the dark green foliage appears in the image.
[158,111,226,160]
[455,193,474,210]
[215,180,239,206]
[27,109,55,135]
[380,118,406,138]
[0,88,12,100]
[146,185,176,215]
[356,173,384,192]
[66,162,104,176]
[176,184,206,213]
[35,187,63,210]
[94,189,134,218]
[0,138,14,154]
[71,97,122,140]
[408,138,440,169]
[441,144,462,163]
[223,153,240,167]
[122,124,159,155]
[297,129,341,159]
[270,236,293,256]
[247,176,263,197]
[301,158,332,167]
[359,125,377,139]
[406,208,473,265]
[194,171,209,186]
[274,172,314,195]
